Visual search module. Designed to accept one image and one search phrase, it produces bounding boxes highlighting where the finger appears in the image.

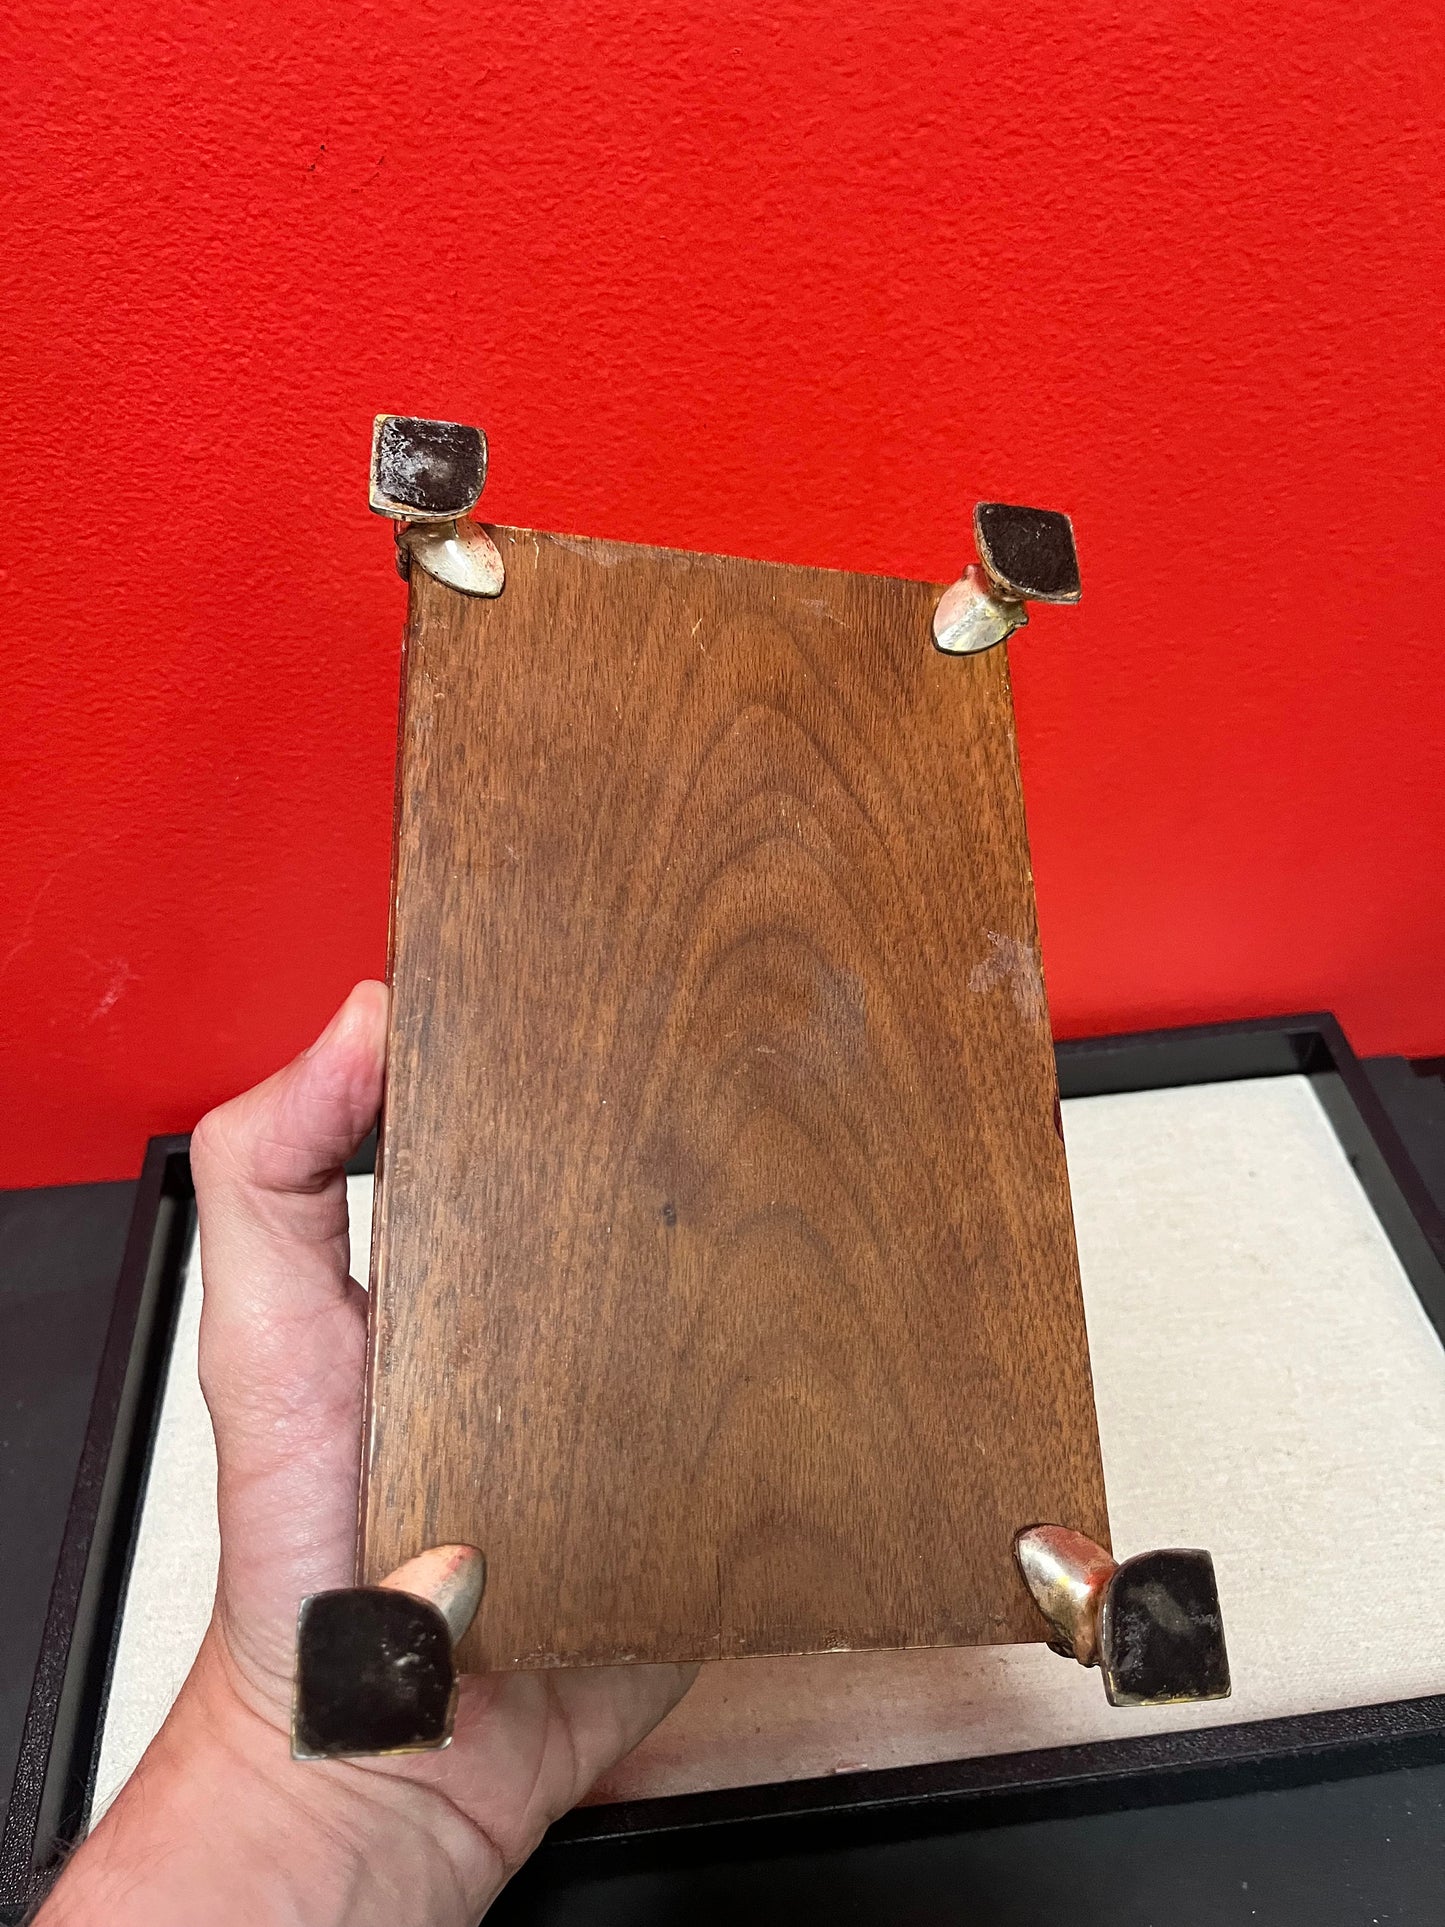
[378,1545,487,1645]
[191,981,388,1673]
[193,979,388,1319]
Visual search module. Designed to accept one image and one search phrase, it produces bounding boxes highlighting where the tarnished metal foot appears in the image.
[933,502,1081,654]
[1015,1525,1230,1708]
[369,414,505,598]
[292,1544,486,1760]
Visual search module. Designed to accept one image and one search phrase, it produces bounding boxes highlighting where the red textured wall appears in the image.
[2,0,1442,1189]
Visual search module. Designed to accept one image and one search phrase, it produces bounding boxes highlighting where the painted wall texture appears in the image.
[1,0,1441,1188]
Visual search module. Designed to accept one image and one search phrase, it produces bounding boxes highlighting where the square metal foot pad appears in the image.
[293,1588,458,1759]
[1101,1548,1231,1708]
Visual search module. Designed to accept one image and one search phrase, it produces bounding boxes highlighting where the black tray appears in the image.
[5,1014,1445,1922]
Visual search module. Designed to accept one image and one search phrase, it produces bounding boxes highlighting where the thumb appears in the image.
[191,980,388,1691]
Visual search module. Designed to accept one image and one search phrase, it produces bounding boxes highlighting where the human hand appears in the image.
[41,982,696,1926]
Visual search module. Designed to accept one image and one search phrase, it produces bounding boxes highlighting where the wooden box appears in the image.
[361,528,1108,1672]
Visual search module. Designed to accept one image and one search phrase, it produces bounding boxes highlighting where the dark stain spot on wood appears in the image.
[661,1200,678,1228]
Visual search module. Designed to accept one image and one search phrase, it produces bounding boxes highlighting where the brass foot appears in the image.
[292,1545,486,1759]
[369,414,504,598]
[1015,1525,1230,1708]
[933,502,1081,654]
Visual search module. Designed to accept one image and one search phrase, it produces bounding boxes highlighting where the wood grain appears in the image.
[362,528,1109,1672]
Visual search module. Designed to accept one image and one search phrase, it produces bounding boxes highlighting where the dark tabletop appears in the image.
[0,1181,135,1807]
[495,1759,1445,1925]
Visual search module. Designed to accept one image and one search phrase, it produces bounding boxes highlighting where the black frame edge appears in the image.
[539,1692,1445,1869]
[1054,1011,1336,1097]
[1305,1015,1445,1339]
[0,1138,194,1919]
